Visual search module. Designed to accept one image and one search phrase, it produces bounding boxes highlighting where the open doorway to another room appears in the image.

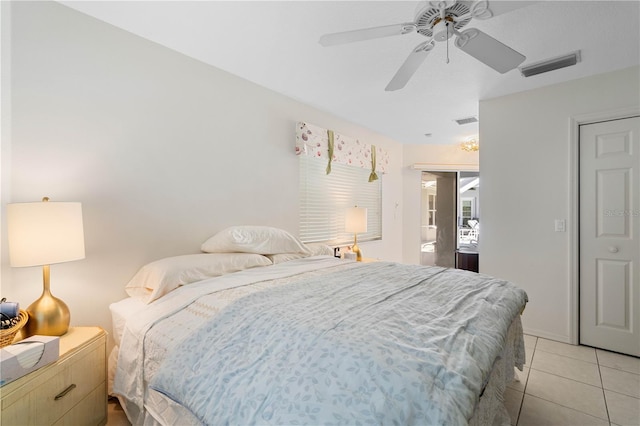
[420,171,480,271]
[458,172,480,249]
[420,171,457,268]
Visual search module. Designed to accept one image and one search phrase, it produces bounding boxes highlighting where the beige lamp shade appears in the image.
[7,201,85,267]
[345,207,368,233]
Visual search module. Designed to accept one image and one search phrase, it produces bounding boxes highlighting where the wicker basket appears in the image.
[0,310,29,348]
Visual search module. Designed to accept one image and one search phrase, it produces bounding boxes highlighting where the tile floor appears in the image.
[107,397,130,426]
[107,335,640,426]
[506,335,639,426]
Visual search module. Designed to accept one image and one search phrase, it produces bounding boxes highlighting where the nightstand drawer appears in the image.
[1,328,106,426]
[32,337,105,424]
[52,385,106,426]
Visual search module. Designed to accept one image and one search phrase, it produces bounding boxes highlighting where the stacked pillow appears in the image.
[125,252,272,304]
[200,226,311,256]
[126,226,334,303]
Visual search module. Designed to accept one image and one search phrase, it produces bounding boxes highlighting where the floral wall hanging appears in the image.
[295,122,389,181]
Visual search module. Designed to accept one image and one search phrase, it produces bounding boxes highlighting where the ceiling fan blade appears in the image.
[454,0,534,22]
[385,41,435,91]
[468,0,492,20]
[454,28,525,73]
[319,23,415,47]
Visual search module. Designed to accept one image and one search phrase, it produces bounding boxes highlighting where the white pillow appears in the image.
[126,253,272,304]
[267,243,334,263]
[305,243,334,256]
[201,226,310,255]
[267,253,309,264]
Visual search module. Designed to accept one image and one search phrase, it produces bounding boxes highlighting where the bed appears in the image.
[110,226,528,426]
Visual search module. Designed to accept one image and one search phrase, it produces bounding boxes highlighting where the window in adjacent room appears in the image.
[299,155,382,245]
[428,194,436,226]
[461,198,475,227]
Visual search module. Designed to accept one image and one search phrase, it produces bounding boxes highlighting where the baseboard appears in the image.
[522,327,571,344]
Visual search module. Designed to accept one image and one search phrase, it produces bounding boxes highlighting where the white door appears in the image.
[580,116,640,356]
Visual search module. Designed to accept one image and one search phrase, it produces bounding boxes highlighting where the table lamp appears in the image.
[7,197,85,336]
[345,206,367,261]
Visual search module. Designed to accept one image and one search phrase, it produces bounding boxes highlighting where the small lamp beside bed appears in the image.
[6,197,85,337]
[345,206,367,261]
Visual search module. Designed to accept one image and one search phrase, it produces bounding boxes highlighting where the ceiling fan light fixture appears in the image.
[432,19,455,42]
[519,50,581,77]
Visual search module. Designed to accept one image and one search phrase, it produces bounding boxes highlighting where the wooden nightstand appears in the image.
[0,327,107,426]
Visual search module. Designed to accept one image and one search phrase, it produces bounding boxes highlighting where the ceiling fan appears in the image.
[319,0,526,91]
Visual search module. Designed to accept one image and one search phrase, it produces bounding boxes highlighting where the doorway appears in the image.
[420,172,457,267]
[579,116,639,356]
[420,171,480,269]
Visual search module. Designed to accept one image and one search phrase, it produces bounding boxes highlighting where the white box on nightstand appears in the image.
[0,327,107,426]
[0,335,59,386]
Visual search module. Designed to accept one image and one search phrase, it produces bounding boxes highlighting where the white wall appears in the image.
[0,2,12,289]
[480,66,640,342]
[0,1,404,347]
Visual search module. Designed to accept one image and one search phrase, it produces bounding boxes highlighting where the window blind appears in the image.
[299,156,382,245]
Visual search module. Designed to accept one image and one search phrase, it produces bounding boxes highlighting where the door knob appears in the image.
[608,246,619,253]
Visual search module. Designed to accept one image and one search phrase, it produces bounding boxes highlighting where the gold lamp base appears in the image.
[24,265,70,337]
[352,234,363,262]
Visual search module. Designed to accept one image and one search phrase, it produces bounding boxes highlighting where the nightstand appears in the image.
[1,327,107,426]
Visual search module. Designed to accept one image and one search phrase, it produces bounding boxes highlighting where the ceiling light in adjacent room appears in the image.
[460,138,479,152]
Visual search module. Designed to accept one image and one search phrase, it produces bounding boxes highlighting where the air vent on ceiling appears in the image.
[454,116,478,125]
[519,50,581,77]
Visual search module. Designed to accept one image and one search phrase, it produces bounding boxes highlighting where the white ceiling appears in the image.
[60,0,640,145]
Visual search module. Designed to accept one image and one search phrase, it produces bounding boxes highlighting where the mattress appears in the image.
[110,297,146,347]
[112,256,526,425]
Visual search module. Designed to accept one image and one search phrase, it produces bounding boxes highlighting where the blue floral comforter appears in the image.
[150,262,527,425]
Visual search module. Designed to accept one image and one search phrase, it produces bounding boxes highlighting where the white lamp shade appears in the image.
[7,201,85,267]
[345,207,368,233]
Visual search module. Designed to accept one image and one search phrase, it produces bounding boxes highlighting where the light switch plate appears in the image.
[555,219,566,232]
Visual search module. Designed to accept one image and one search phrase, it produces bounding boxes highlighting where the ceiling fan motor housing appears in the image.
[416,2,472,39]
